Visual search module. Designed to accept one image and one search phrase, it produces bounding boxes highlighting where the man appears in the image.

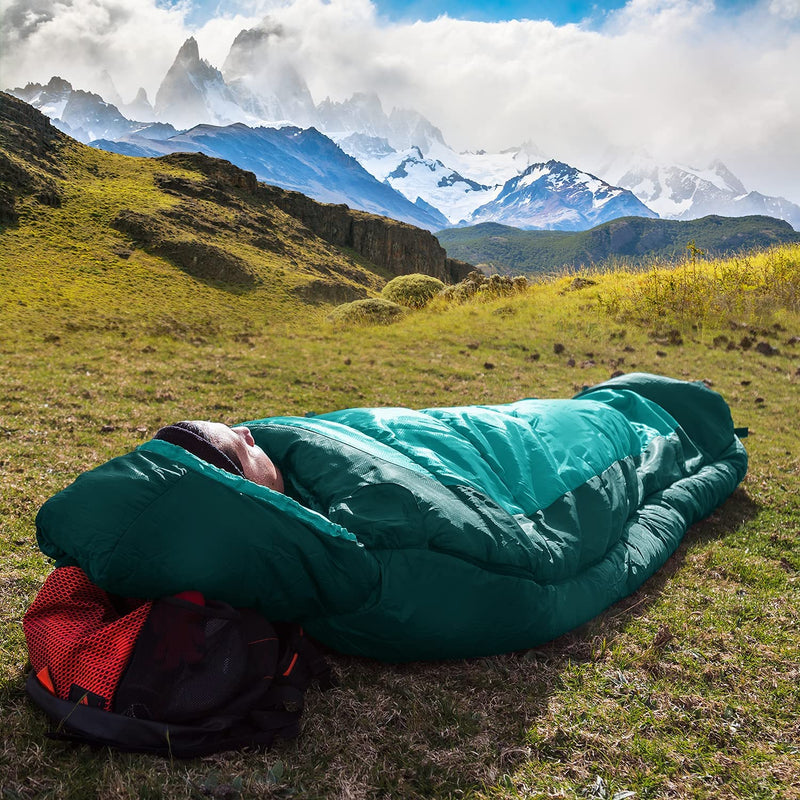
[154,421,284,493]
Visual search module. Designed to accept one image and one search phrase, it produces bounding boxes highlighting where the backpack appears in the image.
[23,566,332,757]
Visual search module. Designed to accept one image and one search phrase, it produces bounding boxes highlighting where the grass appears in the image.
[2,248,799,799]
[1,108,799,797]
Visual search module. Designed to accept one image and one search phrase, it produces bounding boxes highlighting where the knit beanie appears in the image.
[153,422,244,478]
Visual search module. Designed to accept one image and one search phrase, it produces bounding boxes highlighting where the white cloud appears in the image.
[769,0,800,19]
[1,0,799,204]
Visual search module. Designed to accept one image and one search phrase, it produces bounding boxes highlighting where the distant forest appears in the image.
[436,215,800,275]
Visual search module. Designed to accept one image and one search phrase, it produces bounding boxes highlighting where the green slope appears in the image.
[0,92,463,336]
[437,216,800,275]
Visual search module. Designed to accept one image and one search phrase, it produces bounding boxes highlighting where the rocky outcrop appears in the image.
[259,184,472,283]
[111,209,260,286]
[157,151,473,283]
[0,92,65,221]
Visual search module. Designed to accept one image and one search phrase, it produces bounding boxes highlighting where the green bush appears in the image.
[381,274,446,308]
[439,271,528,303]
[326,297,406,326]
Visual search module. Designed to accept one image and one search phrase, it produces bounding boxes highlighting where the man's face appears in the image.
[196,421,284,493]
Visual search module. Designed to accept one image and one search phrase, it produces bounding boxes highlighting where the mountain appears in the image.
[7,76,155,143]
[154,37,252,129]
[317,93,447,154]
[607,158,800,231]
[339,136,551,225]
[467,161,657,231]
[9,29,797,234]
[122,88,156,122]
[91,122,449,230]
[222,24,318,127]
[0,91,470,316]
[436,215,800,275]
[340,144,498,225]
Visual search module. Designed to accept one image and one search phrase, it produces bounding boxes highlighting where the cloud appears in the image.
[0,0,192,99]
[1,0,798,203]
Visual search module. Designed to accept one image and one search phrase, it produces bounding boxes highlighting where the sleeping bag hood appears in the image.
[36,373,748,661]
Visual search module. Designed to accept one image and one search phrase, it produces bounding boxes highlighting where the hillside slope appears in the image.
[438,216,800,274]
[0,93,470,330]
[93,123,450,231]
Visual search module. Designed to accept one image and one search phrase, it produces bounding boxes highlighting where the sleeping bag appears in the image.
[35,373,747,661]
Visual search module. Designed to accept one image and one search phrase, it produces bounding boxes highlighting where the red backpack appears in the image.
[24,566,332,757]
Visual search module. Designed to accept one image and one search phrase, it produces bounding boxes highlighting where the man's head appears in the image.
[154,421,284,493]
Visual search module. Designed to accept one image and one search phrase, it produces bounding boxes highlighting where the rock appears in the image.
[564,276,597,292]
[258,183,472,283]
[755,341,779,356]
[566,357,576,367]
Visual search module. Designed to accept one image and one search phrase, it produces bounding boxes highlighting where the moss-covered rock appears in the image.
[381,274,445,308]
[327,297,406,326]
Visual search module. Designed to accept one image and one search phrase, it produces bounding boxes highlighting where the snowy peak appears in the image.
[222,23,317,127]
[337,132,396,160]
[611,157,800,229]
[317,92,447,154]
[470,160,657,230]
[614,159,745,217]
[8,76,151,143]
[386,107,446,154]
[318,92,392,141]
[122,88,155,122]
[349,142,500,225]
[155,37,248,129]
[10,76,73,120]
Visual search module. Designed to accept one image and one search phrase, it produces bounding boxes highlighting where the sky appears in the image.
[1,0,799,204]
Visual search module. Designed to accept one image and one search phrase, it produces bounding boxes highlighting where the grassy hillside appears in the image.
[0,92,465,339]
[2,94,800,800]
[437,217,800,275]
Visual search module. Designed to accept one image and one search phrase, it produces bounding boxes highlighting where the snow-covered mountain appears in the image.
[606,158,800,230]
[154,37,256,129]
[338,135,550,225]
[8,29,797,233]
[340,142,498,225]
[92,122,448,231]
[316,92,447,155]
[468,161,658,230]
[222,25,318,128]
[8,76,171,143]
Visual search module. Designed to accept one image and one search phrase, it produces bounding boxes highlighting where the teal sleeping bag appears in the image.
[35,373,747,661]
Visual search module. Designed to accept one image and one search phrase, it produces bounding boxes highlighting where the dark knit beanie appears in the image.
[153,422,244,477]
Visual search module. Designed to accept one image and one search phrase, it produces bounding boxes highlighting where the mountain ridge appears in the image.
[7,27,799,232]
[0,92,471,321]
[436,215,800,275]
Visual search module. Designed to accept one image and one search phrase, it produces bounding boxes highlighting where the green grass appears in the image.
[2,249,799,799]
[2,104,799,797]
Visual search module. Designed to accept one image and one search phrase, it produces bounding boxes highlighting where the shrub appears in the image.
[438,271,528,303]
[381,274,446,308]
[326,297,406,326]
